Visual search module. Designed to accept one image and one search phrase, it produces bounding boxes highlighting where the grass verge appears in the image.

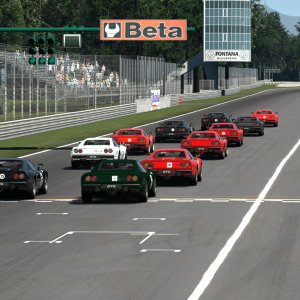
[0,84,277,158]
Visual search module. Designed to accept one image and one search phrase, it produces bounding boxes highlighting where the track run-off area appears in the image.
[1,87,300,300]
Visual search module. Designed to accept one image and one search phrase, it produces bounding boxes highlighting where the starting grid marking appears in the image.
[2,198,300,203]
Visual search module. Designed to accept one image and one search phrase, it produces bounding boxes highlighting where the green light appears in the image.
[48,47,55,55]
[38,35,46,44]
[38,57,46,65]
[38,47,46,55]
[29,36,37,46]
[28,57,36,64]
[29,47,37,55]
[48,57,56,65]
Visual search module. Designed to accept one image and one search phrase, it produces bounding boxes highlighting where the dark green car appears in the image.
[81,159,156,203]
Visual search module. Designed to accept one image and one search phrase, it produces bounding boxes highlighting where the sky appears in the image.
[262,0,300,16]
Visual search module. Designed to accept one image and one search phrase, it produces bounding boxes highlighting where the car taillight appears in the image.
[85,175,96,182]
[180,162,191,167]
[127,175,138,182]
[202,118,208,122]
[138,137,145,142]
[179,128,186,132]
[182,141,191,147]
[74,148,83,153]
[104,148,113,153]
[12,172,26,180]
[254,123,260,127]
[221,118,227,122]
[143,163,153,169]
[157,128,163,132]
[230,131,237,135]
[211,141,220,146]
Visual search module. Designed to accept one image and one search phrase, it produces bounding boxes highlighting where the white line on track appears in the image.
[36,213,69,215]
[133,218,166,221]
[187,137,300,300]
[139,232,156,244]
[140,249,181,253]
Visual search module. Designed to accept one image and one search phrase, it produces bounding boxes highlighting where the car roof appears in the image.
[84,137,112,140]
[211,122,234,125]
[117,128,142,131]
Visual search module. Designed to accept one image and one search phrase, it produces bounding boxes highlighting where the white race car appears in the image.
[71,137,127,168]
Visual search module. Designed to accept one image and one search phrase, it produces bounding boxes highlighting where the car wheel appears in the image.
[145,145,151,154]
[201,126,207,131]
[27,180,37,199]
[71,161,79,169]
[219,150,225,159]
[138,183,148,202]
[236,140,242,147]
[39,176,48,194]
[190,172,198,186]
[156,137,161,143]
[82,192,93,203]
[258,130,264,136]
[124,152,128,160]
[273,122,278,127]
[150,144,155,153]
[197,168,202,182]
[241,139,244,145]
[225,148,228,157]
[148,178,157,197]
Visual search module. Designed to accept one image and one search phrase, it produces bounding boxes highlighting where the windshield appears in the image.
[211,124,234,129]
[98,161,135,170]
[161,121,184,127]
[256,111,272,114]
[118,130,141,135]
[238,117,258,122]
[154,151,186,158]
[191,133,215,138]
[0,160,23,170]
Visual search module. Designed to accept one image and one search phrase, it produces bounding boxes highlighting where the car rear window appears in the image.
[98,162,135,170]
[256,111,272,114]
[161,121,184,127]
[118,130,141,135]
[207,113,225,118]
[0,160,23,170]
[238,117,258,122]
[84,140,110,146]
[154,151,186,158]
[191,133,215,138]
[211,124,234,129]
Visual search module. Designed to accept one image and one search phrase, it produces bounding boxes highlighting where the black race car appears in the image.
[0,158,48,199]
[201,112,234,130]
[235,116,264,136]
[155,120,194,142]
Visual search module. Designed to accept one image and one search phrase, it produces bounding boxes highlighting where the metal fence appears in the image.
[0,44,180,121]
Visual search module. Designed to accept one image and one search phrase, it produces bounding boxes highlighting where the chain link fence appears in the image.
[0,44,180,121]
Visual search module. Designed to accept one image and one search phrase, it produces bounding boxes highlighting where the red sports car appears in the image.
[112,128,155,154]
[251,109,279,127]
[209,123,244,146]
[181,131,228,159]
[141,148,202,185]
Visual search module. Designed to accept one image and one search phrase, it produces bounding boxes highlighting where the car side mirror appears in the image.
[38,163,43,170]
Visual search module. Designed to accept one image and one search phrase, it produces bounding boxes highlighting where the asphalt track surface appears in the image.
[1,88,300,300]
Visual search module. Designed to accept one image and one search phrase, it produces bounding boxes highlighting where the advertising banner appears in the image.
[204,50,251,62]
[150,90,160,111]
[100,19,187,41]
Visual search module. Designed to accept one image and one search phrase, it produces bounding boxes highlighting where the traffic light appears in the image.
[28,35,37,64]
[47,35,56,65]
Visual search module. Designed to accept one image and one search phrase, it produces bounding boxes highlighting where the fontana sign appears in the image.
[100,19,187,41]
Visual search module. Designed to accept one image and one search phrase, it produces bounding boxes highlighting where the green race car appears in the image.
[81,159,156,203]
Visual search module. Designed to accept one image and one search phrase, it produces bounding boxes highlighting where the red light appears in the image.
[211,141,220,145]
[126,175,132,182]
[91,176,97,182]
[182,141,191,147]
[143,163,153,169]
[230,131,237,135]
[78,149,83,153]
[180,162,190,167]
[12,173,19,180]
[138,137,145,142]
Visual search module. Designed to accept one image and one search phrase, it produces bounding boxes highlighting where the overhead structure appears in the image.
[203,0,251,62]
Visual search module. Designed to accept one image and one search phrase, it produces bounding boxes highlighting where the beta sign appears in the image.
[100,19,187,41]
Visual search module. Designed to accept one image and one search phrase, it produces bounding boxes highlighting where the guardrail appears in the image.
[171,90,221,106]
[0,103,136,140]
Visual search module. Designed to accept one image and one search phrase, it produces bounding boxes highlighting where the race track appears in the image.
[1,87,300,300]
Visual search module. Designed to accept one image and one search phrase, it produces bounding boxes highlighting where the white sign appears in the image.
[204,50,251,62]
[150,89,160,111]
[112,176,118,182]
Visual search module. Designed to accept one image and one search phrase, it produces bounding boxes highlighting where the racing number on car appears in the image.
[167,162,172,168]
[128,138,132,142]
[0,174,5,179]
[221,131,226,136]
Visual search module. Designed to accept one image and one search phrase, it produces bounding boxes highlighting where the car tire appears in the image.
[27,180,37,199]
[138,184,148,202]
[156,137,161,143]
[236,140,242,147]
[219,151,225,159]
[197,169,202,182]
[258,130,264,136]
[273,122,278,127]
[190,173,198,186]
[148,178,157,197]
[201,126,207,131]
[39,176,48,194]
[225,148,228,157]
[145,145,151,154]
[124,152,128,160]
[82,192,93,203]
[71,161,79,169]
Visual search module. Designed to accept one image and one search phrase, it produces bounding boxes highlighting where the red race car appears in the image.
[209,122,244,146]
[181,131,228,159]
[251,109,279,127]
[141,148,202,185]
[112,128,155,154]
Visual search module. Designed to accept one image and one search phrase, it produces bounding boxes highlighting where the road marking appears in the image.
[36,213,69,215]
[187,137,300,300]
[139,232,156,244]
[132,218,166,221]
[0,201,19,203]
[140,249,181,253]
[24,230,179,244]
[175,199,194,203]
